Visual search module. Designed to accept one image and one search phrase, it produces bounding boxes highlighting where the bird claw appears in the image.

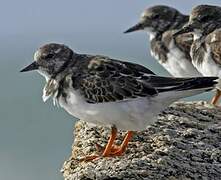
[78,131,133,162]
[78,144,125,162]
[95,143,122,155]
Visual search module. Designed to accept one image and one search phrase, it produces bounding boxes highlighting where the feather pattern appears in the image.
[191,28,221,78]
[26,43,218,130]
[53,55,217,104]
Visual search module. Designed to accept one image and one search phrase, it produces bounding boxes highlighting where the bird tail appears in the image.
[152,76,218,100]
[157,76,217,92]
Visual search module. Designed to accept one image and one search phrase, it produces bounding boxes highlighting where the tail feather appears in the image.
[153,76,218,104]
[156,76,218,93]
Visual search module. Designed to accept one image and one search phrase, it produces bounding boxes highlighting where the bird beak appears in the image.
[124,22,144,33]
[173,24,194,37]
[20,61,39,72]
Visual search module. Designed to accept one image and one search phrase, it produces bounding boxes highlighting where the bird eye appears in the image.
[45,53,54,59]
[152,14,160,19]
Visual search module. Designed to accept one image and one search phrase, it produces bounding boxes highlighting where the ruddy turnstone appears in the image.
[174,5,221,105]
[124,5,201,77]
[21,43,217,160]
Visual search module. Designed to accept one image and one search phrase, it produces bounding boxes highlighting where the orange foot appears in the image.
[79,128,133,162]
[79,145,121,162]
[211,89,221,106]
[95,143,121,154]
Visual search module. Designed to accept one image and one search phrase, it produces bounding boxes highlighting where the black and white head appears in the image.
[20,43,74,80]
[174,5,221,39]
[124,5,188,35]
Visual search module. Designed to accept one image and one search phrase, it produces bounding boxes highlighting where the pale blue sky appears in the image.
[0,1,220,180]
[0,0,220,35]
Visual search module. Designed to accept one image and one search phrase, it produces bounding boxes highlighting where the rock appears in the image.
[61,101,221,180]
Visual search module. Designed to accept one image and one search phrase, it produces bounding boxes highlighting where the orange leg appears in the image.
[95,143,119,154]
[211,89,221,106]
[102,126,118,156]
[80,126,117,161]
[110,131,133,156]
[96,131,134,156]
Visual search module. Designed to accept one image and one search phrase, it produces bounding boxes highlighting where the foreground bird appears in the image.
[21,43,217,160]
[174,5,221,105]
[124,5,201,77]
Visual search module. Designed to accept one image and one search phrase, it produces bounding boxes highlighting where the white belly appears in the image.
[58,89,175,131]
[192,49,221,89]
[153,40,201,77]
[194,51,221,77]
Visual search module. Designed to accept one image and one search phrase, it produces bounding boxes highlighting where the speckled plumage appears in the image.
[173,4,221,105]
[21,43,217,130]
[191,29,221,70]
[125,5,201,77]
[182,5,221,84]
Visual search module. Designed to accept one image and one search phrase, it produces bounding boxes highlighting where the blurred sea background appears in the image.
[0,0,220,179]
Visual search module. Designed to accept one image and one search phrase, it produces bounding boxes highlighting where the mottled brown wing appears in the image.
[74,56,211,104]
[206,29,221,66]
[153,30,193,63]
[150,36,169,63]
[77,56,158,103]
[173,31,193,60]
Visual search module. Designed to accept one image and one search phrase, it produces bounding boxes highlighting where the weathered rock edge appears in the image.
[62,101,221,180]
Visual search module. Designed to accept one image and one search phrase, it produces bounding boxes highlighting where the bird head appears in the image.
[174,5,221,39]
[20,43,74,79]
[124,5,188,34]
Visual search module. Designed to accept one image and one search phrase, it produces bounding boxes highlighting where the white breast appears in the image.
[58,88,177,131]
[192,45,221,89]
[160,40,201,77]
[194,47,221,77]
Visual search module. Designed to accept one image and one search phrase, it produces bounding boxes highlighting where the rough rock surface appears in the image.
[62,101,221,180]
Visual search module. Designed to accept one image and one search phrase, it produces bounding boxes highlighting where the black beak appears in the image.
[20,61,39,72]
[173,24,194,37]
[124,22,144,33]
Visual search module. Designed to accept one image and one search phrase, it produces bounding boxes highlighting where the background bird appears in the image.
[124,5,201,78]
[174,4,221,106]
[21,43,217,160]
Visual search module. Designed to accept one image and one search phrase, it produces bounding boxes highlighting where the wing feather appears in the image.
[206,29,221,66]
[73,56,157,103]
[69,56,210,104]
